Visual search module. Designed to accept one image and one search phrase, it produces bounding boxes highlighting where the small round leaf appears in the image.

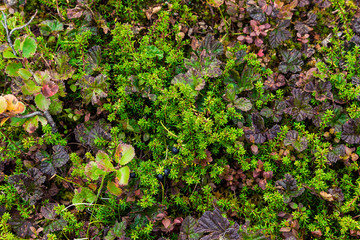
[115,143,135,165]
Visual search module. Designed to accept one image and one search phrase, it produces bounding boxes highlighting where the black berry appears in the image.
[171,147,179,154]
[157,174,164,181]
[164,168,170,177]
[130,172,136,178]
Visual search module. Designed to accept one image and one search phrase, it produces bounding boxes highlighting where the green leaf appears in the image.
[115,143,135,165]
[37,115,48,127]
[9,117,27,127]
[72,187,97,209]
[39,20,64,36]
[105,221,126,240]
[115,166,130,186]
[48,98,63,115]
[107,181,122,197]
[234,97,252,111]
[18,68,32,80]
[3,50,18,58]
[85,161,107,180]
[14,38,21,53]
[35,93,51,111]
[5,62,22,76]
[179,216,202,240]
[144,45,164,59]
[96,150,115,172]
[21,37,37,58]
[23,116,39,133]
[45,218,67,233]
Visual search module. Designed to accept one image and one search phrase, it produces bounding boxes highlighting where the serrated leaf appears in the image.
[179,216,202,240]
[5,62,22,76]
[18,68,32,80]
[44,218,67,233]
[72,187,97,206]
[3,50,17,58]
[8,168,45,205]
[23,116,39,133]
[249,7,266,23]
[279,49,303,74]
[234,97,252,111]
[21,80,42,95]
[144,45,164,60]
[194,208,240,239]
[39,161,56,176]
[21,37,37,58]
[107,181,122,197]
[105,221,126,240]
[96,150,115,172]
[42,82,59,97]
[341,118,360,144]
[35,93,51,111]
[14,38,21,53]
[52,145,69,168]
[115,143,135,165]
[41,203,59,220]
[268,25,291,48]
[85,45,102,75]
[8,218,34,238]
[48,98,63,115]
[115,166,130,186]
[85,161,107,180]
[39,20,64,36]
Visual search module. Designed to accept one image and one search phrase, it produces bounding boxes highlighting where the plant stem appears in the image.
[86,175,106,238]
[55,174,83,187]
[0,10,38,57]
[160,120,178,138]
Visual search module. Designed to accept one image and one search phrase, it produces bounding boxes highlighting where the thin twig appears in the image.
[0,9,38,57]
[43,110,58,133]
[160,120,178,138]
[16,111,43,119]
[9,9,38,37]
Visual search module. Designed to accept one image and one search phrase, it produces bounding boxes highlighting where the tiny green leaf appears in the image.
[35,93,51,111]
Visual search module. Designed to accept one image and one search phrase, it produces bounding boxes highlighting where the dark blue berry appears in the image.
[171,147,179,154]
[157,174,164,181]
[164,168,170,177]
[130,172,136,178]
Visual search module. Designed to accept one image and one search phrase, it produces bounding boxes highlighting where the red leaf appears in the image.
[162,218,172,229]
[42,82,59,97]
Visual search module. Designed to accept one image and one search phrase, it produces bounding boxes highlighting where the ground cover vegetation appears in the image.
[1,0,360,239]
